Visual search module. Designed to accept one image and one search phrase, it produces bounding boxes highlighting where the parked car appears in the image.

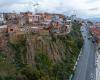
[92,40,95,43]
[88,37,90,40]
[88,35,92,40]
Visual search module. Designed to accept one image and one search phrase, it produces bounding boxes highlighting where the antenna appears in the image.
[0,1,39,12]
[33,0,40,13]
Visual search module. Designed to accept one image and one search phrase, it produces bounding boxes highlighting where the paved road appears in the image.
[72,25,96,80]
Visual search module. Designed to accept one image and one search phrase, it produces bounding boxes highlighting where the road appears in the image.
[72,25,96,80]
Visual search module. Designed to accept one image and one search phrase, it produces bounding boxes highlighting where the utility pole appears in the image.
[33,2,40,13]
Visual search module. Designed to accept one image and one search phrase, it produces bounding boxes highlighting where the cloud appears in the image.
[88,8,98,11]
[0,0,100,18]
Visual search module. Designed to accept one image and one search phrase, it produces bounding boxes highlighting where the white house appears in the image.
[0,13,5,25]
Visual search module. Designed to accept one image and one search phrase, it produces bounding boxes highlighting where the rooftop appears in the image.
[0,25,7,28]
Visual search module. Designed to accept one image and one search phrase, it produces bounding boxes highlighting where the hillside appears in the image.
[0,21,83,80]
[88,18,100,22]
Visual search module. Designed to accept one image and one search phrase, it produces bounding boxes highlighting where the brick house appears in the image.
[33,14,44,23]
[3,13,18,24]
[35,13,71,33]
[7,24,19,34]
[25,12,33,23]
[0,25,7,33]
[36,13,52,22]
[37,13,65,21]
[19,12,33,25]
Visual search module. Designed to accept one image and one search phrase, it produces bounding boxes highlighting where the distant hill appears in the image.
[88,18,100,22]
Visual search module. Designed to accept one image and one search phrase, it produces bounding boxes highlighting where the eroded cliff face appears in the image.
[8,34,81,64]
[6,35,67,64]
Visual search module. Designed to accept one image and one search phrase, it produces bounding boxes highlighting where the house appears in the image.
[94,22,100,27]
[4,13,17,20]
[7,24,19,34]
[94,30,100,48]
[32,13,52,29]
[18,12,71,35]
[70,15,77,21]
[19,13,26,26]
[36,13,52,22]
[19,12,33,25]
[23,12,33,24]
[35,13,65,21]
[0,25,7,33]
[3,13,18,24]
[90,24,100,48]
[25,12,33,24]
[50,15,71,33]
[0,13,5,25]
[65,20,72,33]
[33,14,44,23]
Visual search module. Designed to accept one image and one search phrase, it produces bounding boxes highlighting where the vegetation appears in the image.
[9,37,27,68]
[57,21,83,79]
[19,21,83,80]
[0,21,83,80]
[0,62,16,80]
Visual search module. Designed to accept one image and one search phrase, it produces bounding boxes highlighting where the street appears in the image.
[72,25,96,80]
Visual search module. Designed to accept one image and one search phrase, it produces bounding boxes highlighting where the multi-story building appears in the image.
[0,13,5,25]
[0,25,7,33]
[19,12,33,26]
[90,23,100,48]
[4,12,72,35]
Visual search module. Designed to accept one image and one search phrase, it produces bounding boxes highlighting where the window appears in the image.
[10,29,13,31]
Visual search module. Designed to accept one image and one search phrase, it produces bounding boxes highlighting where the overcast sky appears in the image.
[0,0,100,18]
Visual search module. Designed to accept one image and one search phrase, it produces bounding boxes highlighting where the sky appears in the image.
[0,0,100,18]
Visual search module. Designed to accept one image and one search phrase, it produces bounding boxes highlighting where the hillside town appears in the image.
[1,0,100,80]
[0,12,100,48]
[0,11,100,80]
[0,12,75,47]
[0,11,85,80]
[0,12,73,35]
